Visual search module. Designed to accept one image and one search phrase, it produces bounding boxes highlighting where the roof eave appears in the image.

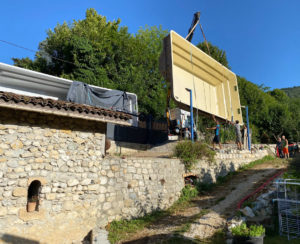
[0,100,131,126]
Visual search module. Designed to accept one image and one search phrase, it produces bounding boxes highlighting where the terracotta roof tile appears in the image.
[0,91,132,123]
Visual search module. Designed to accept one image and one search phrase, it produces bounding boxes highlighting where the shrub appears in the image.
[178,185,199,202]
[249,225,265,237]
[231,223,265,237]
[231,223,249,237]
[174,141,215,171]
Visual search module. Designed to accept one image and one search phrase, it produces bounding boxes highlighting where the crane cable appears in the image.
[199,23,210,56]
[188,17,211,132]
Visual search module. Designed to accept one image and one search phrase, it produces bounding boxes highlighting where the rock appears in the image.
[240,206,255,218]
[3,191,12,197]
[184,211,226,239]
[7,207,19,215]
[0,158,6,163]
[46,193,56,200]
[0,207,7,216]
[35,158,44,163]
[100,177,108,185]
[103,202,111,211]
[81,179,91,185]
[99,186,106,194]
[12,187,27,197]
[14,167,24,173]
[88,185,99,191]
[63,201,73,211]
[24,165,31,172]
[67,179,79,187]
[7,160,18,168]
[21,152,33,158]
[107,171,114,178]
[41,186,51,193]
[94,228,110,244]
[111,165,119,172]
[98,194,105,203]
[227,217,245,230]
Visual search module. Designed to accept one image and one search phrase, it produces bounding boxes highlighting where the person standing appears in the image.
[206,116,222,150]
[276,137,283,158]
[228,120,242,150]
[242,124,248,150]
[184,127,191,140]
[282,135,289,158]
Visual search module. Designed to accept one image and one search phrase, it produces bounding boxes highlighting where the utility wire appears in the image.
[0,39,141,116]
[0,39,76,65]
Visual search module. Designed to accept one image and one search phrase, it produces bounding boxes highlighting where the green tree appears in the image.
[197,41,230,69]
[13,9,168,118]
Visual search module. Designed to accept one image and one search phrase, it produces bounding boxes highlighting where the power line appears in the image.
[0,39,78,65]
[0,38,141,115]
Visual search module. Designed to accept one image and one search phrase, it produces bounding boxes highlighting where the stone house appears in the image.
[0,64,270,243]
[0,90,185,244]
[0,91,131,243]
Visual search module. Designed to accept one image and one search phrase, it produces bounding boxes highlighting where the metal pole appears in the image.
[189,90,194,142]
[246,106,251,151]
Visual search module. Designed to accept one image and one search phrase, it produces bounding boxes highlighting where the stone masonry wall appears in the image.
[0,108,184,244]
[0,108,270,243]
[190,149,269,183]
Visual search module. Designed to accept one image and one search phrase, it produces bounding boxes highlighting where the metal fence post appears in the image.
[246,106,251,151]
[186,88,194,142]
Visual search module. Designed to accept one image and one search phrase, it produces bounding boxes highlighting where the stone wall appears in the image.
[0,108,184,244]
[0,108,270,243]
[0,108,107,243]
[190,149,269,183]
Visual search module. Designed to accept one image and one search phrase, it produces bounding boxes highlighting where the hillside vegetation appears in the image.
[282,86,300,98]
[12,8,300,143]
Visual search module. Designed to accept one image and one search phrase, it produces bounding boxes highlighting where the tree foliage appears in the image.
[238,76,300,142]
[196,40,299,143]
[281,86,300,98]
[197,41,230,69]
[13,8,168,118]
[12,9,299,142]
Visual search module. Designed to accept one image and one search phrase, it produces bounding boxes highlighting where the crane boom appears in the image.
[186,12,200,42]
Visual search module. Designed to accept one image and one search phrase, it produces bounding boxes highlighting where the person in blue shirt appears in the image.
[206,116,222,150]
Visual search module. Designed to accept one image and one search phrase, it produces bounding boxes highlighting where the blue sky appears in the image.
[1,0,299,89]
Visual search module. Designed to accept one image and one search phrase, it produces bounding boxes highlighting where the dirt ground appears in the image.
[120,159,287,244]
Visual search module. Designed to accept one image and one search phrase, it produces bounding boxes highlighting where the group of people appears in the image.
[206,116,248,150]
[276,136,290,158]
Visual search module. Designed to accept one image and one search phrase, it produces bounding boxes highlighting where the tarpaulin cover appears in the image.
[66,81,130,113]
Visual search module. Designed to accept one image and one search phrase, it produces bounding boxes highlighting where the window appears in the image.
[27,180,41,212]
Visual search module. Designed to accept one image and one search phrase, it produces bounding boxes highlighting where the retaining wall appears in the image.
[0,108,269,243]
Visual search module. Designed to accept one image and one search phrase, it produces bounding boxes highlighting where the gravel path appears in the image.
[121,160,286,243]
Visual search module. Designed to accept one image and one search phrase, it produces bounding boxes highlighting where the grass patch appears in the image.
[107,185,200,243]
[162,236,200,243]
[108,155,281,243]
[173,209,210,235]
[162,229,226,244]
[238,155,275,171]
[283,154,300,179]
[264,234,300,244]
[168,185,198,213]
[174,141,216,170]
[107,210,167,244]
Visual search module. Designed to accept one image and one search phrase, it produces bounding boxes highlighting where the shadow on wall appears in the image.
[200,168,214,184]
[1,234,39,244]
[133,187,166,216]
